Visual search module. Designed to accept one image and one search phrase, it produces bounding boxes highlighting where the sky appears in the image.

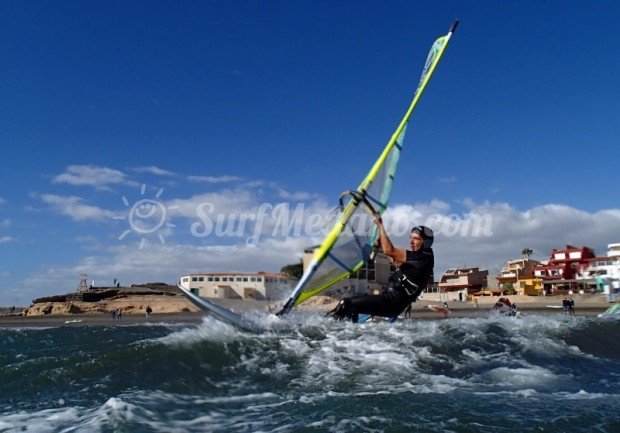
[1,1,619,306]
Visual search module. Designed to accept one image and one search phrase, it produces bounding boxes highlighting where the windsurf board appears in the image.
[178,285,263,333]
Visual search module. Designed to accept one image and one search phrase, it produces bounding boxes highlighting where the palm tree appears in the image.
[521,248,533,259]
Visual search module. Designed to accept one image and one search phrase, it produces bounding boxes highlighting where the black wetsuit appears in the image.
[331,248,434,322]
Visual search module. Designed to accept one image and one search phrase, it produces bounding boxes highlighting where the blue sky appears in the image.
[1,1,619,306]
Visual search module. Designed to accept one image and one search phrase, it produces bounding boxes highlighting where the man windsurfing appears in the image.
[329,216,434,322]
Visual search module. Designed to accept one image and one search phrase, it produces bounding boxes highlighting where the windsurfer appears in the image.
[329,217,434,322]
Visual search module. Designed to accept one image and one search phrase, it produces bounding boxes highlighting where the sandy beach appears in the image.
[0,294,612,328]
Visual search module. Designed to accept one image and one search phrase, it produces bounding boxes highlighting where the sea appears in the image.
[1,312,619,433]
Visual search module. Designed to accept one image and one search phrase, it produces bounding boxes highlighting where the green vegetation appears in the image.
[502,282,517,295]
[281,262,303,280]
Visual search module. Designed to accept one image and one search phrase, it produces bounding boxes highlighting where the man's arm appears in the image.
[375,216,407,263]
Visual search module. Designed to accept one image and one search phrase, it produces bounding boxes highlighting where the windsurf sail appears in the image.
[277,21,458,316]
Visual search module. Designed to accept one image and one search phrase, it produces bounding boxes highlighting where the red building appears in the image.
[533,245,596,294]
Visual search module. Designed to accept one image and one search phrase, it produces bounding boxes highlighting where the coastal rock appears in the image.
[23,294,200,316]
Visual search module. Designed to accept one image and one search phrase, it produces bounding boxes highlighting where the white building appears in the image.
[608,243,620,257]
[577,243,620,298]
[179,272,289,300]
[578,243,620,280]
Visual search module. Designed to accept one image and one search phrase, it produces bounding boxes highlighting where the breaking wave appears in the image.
[1,313,619,432]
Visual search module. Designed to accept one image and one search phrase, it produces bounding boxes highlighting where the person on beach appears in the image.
[111,309,116,320]
[403,303,413,319]
[145,306,152,319]
[569,298,575,316]
[442,301,451,318]
[117,308,122,320]
[329,217,434,323]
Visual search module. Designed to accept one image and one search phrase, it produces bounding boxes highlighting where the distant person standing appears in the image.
[111,309,117,320]
[117,308,122,320]
[562,298,569,315]
[403,303,413,319]
[145,305,152,319]
[569,298,575,316]
[442,301,450,318]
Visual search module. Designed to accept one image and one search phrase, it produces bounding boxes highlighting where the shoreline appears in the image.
[0,302,610,328]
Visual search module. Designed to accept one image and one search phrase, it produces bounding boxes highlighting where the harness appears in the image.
[387,268,420,299]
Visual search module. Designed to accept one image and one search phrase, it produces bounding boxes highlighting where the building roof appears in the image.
[182,272,286,278]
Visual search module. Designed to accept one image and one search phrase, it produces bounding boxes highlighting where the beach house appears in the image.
[496,258,542,296]
[438,267,489,300]
[532,245,596,294]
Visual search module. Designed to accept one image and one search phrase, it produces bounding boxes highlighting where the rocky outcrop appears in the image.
[32,288,171,305]
[23,294,199,316]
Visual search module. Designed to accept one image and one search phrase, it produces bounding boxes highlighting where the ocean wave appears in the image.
[2,314,620,432]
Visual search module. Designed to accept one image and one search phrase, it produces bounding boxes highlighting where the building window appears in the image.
[208,277,213,282]
[243,277,248,282]
[214,277,220,282]
[182,277,188,282]
[236,277,242,282]
[251,277,256,282]
[198,277,204,282]
[192,277,198,282]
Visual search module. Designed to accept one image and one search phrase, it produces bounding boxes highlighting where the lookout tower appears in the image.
[77,273,88,292]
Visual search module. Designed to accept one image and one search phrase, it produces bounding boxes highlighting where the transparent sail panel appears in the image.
[364,126,405,215]
[297,200,376,302]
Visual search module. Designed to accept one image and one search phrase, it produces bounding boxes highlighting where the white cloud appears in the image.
[187,175,242,183]
[276,188,317,201]
[133,166,176,176]
[383,200,620,277]
[0,197,5,204]
[40,194,116,222]
[20,238,306,301]
[0,236,13,244]
[9,194,620,306]
[0,219,10,228]
[166,189,258,219]
[53,165,134,190]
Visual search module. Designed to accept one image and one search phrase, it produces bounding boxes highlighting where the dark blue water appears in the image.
[1,313,619,432]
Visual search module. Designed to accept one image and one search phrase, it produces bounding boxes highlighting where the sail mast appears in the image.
[277,21,459,316]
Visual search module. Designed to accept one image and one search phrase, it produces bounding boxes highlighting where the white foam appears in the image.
[153,316,245,346]
[560,389,614,400]
[484,365,559,387]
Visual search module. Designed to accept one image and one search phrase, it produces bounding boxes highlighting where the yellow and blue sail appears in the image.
[277,21,458,315]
